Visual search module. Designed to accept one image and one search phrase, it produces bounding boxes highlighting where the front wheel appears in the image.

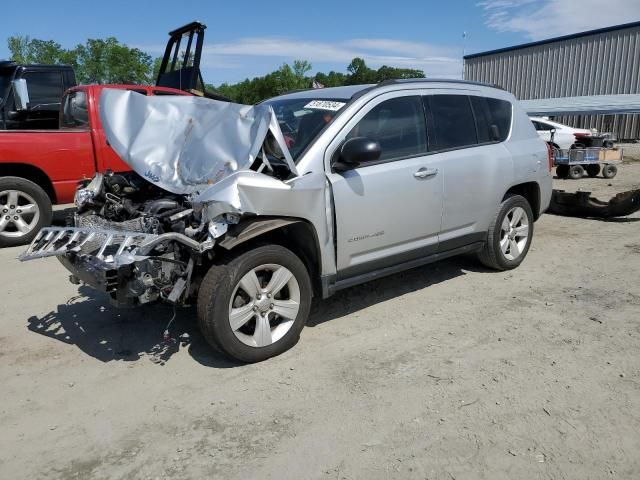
[477,195,534,271]
[197,244,312,363]
[0,177,53,248]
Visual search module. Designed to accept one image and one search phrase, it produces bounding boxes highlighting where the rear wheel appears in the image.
[197,244,312,363]
[477,195,534,271]
[568,165,584,180]
[586,164,601,177]
[602,164,618,179]
[0,177,52,248]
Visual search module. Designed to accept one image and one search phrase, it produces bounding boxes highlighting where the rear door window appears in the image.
[470,96,512,143]
[425,95,477,151]
[22,71,64,107]
[347,95,427,162]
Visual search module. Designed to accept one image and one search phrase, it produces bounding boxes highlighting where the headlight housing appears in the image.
[74,172,104,208]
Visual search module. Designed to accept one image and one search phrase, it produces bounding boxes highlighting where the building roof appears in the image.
[464,21,640,60]
[520,94,640,116]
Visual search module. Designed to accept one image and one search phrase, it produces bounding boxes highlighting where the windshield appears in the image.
[262,97,348,161]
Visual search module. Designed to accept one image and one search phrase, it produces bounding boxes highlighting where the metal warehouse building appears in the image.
[464,21,640,140]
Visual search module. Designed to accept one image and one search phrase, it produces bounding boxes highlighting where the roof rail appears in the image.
[377,78,504,90]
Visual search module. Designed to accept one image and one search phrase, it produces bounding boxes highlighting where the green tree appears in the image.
[376,65,425,81]
[75,37,153,84]
[7,35,155,85]
[345,57,377,84]
[7,35,76,66]
[293,59,312,83]
[313,70,347,87]
[151,56,163,84]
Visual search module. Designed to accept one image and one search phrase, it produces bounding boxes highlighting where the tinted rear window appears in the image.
[470,96,512,142]
[426,95,477,150]
[22,71,63,106]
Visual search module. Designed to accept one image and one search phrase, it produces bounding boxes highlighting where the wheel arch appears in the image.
[217,216,323,296]
[0,164,57,202]
[503,182,541,220]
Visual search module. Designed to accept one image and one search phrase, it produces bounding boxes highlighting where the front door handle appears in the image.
[414,167,438,179]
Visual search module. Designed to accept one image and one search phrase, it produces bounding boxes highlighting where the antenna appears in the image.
[461,31,467,79]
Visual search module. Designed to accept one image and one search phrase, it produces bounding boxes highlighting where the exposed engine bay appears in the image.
[47,170,209,306]
[18,88,337,309]
[75,171,192,233]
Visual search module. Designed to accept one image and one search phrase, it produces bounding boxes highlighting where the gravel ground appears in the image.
[1,163,639,480]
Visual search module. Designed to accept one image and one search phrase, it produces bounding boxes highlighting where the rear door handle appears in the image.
[414,167,438,179]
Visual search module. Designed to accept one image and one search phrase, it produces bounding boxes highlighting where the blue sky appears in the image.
[2,0,639,85]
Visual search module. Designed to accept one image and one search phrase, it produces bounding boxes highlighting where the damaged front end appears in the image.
[19,160,221,307]
[20,224,202,306]
[19,88,332,307]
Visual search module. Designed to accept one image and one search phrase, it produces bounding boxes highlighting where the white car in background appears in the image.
[530,116,595,149]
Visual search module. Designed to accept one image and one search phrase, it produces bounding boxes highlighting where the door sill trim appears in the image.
[323,241,484,298]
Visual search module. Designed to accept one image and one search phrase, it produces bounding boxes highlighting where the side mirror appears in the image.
[12,78,30,111]
[489,124,500,141]
[334,137,381,172]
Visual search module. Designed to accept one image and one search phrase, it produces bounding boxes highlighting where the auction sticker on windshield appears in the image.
[304,100,346,111]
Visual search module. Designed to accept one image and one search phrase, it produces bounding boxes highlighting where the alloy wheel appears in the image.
[228,264,301,348]
[0,190,40,239]
[499,206,529,261]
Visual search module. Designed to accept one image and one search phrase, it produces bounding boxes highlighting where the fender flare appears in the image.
[218,217,301,250]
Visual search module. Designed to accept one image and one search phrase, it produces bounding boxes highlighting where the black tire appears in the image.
[602,164,618,179]
[477,195,534,271]
[0,177,52,248]
[197,244,312,363]
[603,140,614,148]
[556,165,569,179]
[586,164,601,177]
[568,165,585,180]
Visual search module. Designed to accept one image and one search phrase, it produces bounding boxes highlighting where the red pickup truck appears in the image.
[0,84,189,247]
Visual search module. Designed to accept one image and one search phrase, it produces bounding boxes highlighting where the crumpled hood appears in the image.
[99,89,297,195]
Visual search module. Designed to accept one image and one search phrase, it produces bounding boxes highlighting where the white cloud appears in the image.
[138,36,462,79]
[478,0,640,40]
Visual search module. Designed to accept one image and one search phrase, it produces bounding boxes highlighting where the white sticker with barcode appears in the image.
[303,100,346,111]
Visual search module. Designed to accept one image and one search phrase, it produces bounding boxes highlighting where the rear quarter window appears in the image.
[470,96,512,143]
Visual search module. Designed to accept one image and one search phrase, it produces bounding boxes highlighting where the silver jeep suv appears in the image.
[21,79,552,362]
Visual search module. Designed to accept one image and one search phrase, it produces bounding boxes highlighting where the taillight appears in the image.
[546,143,553,171]
[574,132,591,139]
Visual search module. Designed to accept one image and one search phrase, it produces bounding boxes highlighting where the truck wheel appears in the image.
[197,244,312,363]
[568,165,585,180]
[556,165,569,179]
[477,195,534,271]
[0,177,52,248]
[602,164,618,179]
[586,164,601,177]
[603,140,614,148]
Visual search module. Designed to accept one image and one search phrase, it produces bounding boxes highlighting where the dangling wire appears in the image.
[163,305,177,342]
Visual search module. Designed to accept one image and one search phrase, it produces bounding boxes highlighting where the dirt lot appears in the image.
[1,162,639,480]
